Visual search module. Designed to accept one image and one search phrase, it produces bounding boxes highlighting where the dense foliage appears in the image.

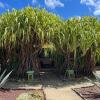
[0,7,100,77]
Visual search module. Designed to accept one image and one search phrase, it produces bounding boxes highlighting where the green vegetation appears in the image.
[0,7,100,77]
[16,92,41,100]
[0,69,13,88]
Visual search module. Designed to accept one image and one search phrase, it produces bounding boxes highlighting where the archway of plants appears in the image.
[0,7,100,78]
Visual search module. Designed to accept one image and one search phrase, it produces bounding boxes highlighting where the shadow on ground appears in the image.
[4,71,95,89]
[40,71,90,88]
[3,75,42,89]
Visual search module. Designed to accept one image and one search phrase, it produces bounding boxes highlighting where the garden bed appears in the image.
[72,85,100,100]
[0,88,45,100]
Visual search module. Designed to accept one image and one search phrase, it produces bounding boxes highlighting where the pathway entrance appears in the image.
[40,71,82,100]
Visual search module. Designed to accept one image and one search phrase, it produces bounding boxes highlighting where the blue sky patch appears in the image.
[0,0,100,19]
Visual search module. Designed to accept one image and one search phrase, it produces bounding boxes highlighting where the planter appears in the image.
[65,69,75,78]
[26,71,34,81]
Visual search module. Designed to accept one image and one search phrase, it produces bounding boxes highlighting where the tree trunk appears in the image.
[84,48,95,76]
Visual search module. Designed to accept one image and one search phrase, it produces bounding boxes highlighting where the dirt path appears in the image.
[40,71,82,100]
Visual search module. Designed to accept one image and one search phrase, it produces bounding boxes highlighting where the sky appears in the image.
[0,0,100,19]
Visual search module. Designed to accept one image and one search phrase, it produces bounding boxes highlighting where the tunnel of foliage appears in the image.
[0,7,100,78]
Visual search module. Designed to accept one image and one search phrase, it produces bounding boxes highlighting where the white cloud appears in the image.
[45,0,64,9]
[94,9,100,15]
[0,2,5,8]
[32,0,37,4]
[80,0,100,16]
[80,0,95,6]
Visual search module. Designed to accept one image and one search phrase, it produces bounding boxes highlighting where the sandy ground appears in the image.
[4,81,93,100]
[43,82,94,100]
[44,87,82,100]
[3,72,95,100]
[40,72,94,100]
